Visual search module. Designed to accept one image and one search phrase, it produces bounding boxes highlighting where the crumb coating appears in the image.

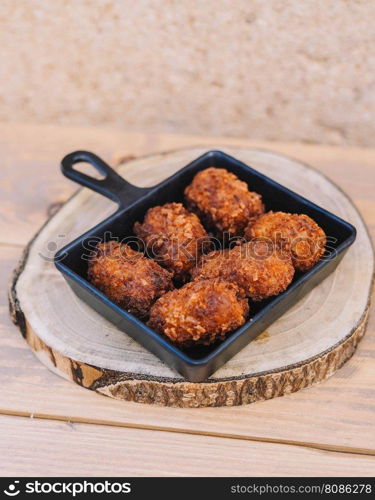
[88,241,174,319]
[133,202,210,281]
[184,167,264,237]
[191,240,295,301]
[148,278,249,346]
[245,211,326,271]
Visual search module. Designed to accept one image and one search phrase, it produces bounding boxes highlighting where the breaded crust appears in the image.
[133,202,209,281]
[184,167,264,237]
[191,240,295,301]
[245,211,326,271]
[88,241,174,319]
[148,278,249,346]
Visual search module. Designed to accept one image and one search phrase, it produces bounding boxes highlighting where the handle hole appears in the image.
[73,161,106,180]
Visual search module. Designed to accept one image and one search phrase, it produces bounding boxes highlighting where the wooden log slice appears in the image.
[9,147,374,407]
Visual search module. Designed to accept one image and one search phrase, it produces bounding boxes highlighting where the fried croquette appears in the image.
[245,211,326,271]
[148,278,249,346]
[184,167,265,237]
[191,240,295,301]
[88,241,174,319]
[133,202,210,281]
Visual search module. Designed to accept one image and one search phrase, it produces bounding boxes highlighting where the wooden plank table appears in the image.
[0,122,374,477]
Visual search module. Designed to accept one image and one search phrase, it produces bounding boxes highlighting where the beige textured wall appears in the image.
[0,0,374,146]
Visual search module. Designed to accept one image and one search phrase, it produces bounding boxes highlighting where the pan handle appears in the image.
[61,151,148,207]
